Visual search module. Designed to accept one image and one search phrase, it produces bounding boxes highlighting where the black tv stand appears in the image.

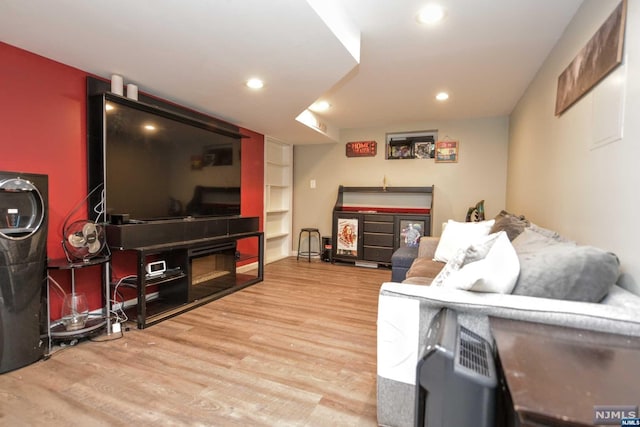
[107,216,263,329]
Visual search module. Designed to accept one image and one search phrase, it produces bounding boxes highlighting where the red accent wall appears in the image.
[0,42,265,318]
[238,128,264,264]
[0,42,88,259]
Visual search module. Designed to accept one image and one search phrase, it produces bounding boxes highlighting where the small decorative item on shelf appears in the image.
[126,83,138,101]
[111,74,124,96]
[61,293,89,331]
[465,200,485,222]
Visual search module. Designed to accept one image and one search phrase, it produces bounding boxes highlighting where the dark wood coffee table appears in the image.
[490,317,640,426]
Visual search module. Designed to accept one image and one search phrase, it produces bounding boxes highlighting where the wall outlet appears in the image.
[310,179,316,189]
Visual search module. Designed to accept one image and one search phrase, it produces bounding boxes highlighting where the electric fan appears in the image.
[62,220,106,262]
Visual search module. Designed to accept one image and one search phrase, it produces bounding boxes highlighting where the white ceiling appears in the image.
[0,0,583,145]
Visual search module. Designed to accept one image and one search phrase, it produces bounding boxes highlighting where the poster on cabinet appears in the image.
[337,218,358,256]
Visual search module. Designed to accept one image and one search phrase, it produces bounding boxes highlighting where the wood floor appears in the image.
[0,258,392,426]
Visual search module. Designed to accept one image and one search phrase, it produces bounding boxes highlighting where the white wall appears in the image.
[293,116,509,248]
[508,0,640,291]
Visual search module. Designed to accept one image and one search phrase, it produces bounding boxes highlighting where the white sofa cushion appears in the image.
[432,231,519,293]
[433,219,495,262]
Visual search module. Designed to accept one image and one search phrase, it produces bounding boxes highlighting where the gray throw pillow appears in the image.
[511,228,619,302]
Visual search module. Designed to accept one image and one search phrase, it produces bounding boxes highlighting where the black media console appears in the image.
[108,216,263,329]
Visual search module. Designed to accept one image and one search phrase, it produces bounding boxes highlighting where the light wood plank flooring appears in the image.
[0,258,392,426]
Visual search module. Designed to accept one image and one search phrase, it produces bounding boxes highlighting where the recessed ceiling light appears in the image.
[246,78,264,89]
[436,92,449,101]
[310,100,331,112]
[105,103,114,112]
[143,124,156,131]
[417,4,445,24]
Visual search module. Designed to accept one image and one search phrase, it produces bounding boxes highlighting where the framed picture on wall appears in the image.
[435,140,459,163]
[555,0,627,116]
[414,141,435,159]
[387,140,413,159]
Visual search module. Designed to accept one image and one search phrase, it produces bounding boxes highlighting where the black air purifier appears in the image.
[0,171,48,373]
[414,308,497,427]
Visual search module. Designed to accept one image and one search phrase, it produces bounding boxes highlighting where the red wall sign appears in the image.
[346,141,377,157]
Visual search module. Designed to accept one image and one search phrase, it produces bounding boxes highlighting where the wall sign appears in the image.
[346,141,377,157]
[435,140,459,163]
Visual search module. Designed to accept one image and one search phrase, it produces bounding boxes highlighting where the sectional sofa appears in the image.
[377,211,640,426]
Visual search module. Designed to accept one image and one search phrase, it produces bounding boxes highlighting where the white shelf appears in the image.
[264,137,292,264]
[266,160,288,167]
[266,183,290,212]
[266,232,289,240]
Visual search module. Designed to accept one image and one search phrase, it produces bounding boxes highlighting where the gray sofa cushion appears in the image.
[511,228,619,302]
[489,209,529,241]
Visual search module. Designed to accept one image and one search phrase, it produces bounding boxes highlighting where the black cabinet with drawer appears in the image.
[332,186,433,266]
[363,214,395,263]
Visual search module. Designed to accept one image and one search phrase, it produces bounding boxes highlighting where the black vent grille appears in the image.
[458,326,490,377]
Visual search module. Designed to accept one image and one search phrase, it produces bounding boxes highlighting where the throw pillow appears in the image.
[511,228,619,302]
[433,219,495,262]
[432,231,520,294]
[489,210,529,241]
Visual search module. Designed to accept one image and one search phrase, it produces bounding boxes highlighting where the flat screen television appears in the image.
[88,93,243,222]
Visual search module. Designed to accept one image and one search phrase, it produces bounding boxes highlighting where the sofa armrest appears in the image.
[380,282,640,339]
[390,246,419,282]
[417,236,440,259]
[376,282,640,427]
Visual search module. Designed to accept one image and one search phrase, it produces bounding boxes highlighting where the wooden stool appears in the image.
[297,228,321,262]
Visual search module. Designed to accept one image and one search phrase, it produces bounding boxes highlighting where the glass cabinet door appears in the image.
[332,213,363,260]
[395,215,429,249]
